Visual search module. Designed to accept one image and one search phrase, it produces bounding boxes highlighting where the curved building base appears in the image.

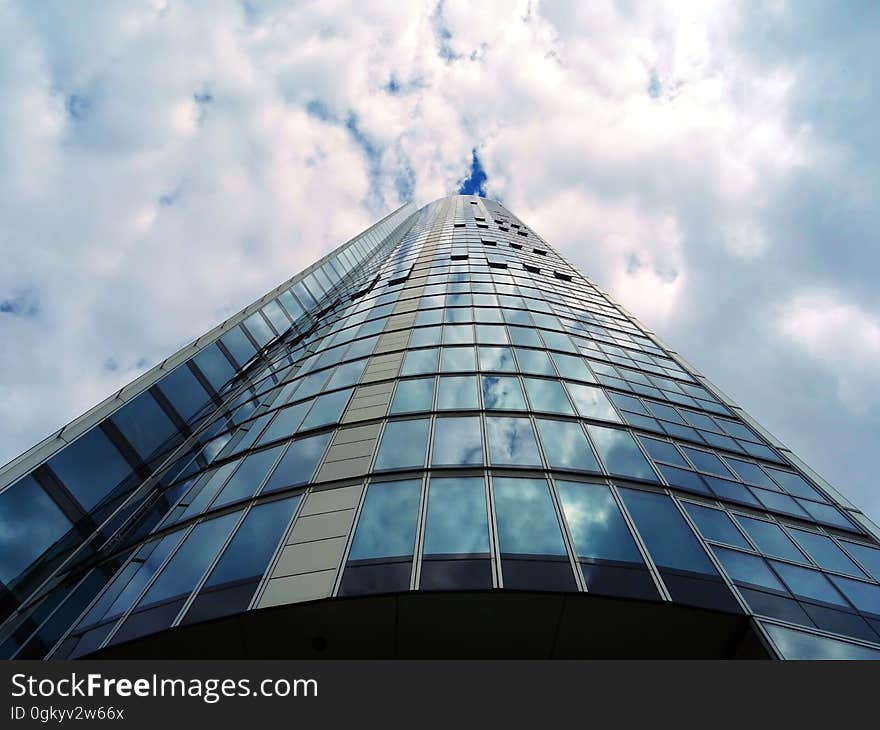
[89,591,772,659]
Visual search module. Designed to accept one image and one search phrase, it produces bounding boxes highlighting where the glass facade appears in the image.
[1,195,879,660]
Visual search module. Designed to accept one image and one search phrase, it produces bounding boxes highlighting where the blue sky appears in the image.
[1,1,878,523]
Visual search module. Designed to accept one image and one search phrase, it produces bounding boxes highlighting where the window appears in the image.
[440,346,477,372]
[348,480,421,561]
[479,346,517,372]
[401,348,439,376]
[157,365,211,422]
[211,446,283,509]
[763,622,880,660]
[789,529,867,578]
[110,392,178,464]
[513,348,555,375]
[523,378,574,414]
[437,376,479,409]
[550,353,594,382]
[486,417,542,466]
[535,419,600,472]
[374,419,430,470]
[828,575,880,617]
[261,433,332,493]
[475,324,509,345]
[47,428,133,511]
[771,562,849,607]
[481,375,526,410]
[841,541,880,582]
[431,417,484,466]
[557,482,642,563]
[390,378,435,414]
[494,477,567,556]
[764,467,824,501]
[712,547,785,591]
[257,402,310,445]
[638,437,688,468]
[587,426,656,480]
[422,477,490,555]
[442,324,474,345]
[325,359,366,390]
[683,503,750,549]
[681,447,734,477]
[734,516,806,562]
[299,388,352,431]
[724,458,776,489]
[183,496,301,623]
[564,383,620,422]
[509,326,542,348]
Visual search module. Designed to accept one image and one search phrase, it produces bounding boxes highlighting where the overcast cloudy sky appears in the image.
[1,1,878,522]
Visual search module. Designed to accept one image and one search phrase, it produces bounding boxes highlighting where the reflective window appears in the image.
[619,489,716,574]
[0,476,71,586]
[523,378,574,415]
[724,458,776,489]
[374,419,430,470]
[481,376,526,410]
[771,562,849,606]
[683,503,751,549]
[828,576,880,616]
[493,477,567,556]
[556,481,642,562]
[841,541,880,582]
[431,417,483,466]
[261,433,332,492]
[735,516,806,562]
[638,437,688,468]
[437,376,479,409]
[443,324,474,345]
[681,447,734,477]
[550,353,594,382]
[257,402,309,445]
[513,348,555,375]
[508,326,542,348]
[587,426,656,480]
[211,446,283,508]
[789,529,867,578]
[486,417,542,466]
[478,346,516,372]
[423,477,490,555]
[110,392,177,463]
[440,346,476,372]
[325,359,366,390]
[409,326,441,348]
[299,388,352,431]
[475,324,509,345]
[564,383,620,422]
[348,480,421,560]
[401,348,439,376]
[47,428,132,511]
[536,419,600,471]
[763,622,880,660]
[712,547,785,591]
[157,365,211,422]
[192,345,234,391]
[764,467,824,501]
[390,377,434,414]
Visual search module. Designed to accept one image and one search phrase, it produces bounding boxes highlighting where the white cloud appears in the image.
[776,290,880,414]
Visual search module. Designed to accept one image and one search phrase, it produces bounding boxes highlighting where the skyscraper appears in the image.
[2,195,879,660]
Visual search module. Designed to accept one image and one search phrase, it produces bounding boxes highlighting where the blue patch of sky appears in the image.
[0,291,40,317]
[457,149,487,197]
[432,1,460,61]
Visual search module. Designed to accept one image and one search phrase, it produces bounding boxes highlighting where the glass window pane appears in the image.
[619,489,716,574]
[478,346,516,372]
[374,419,430,470]
[401,348,439,376]
[587,425,656,480]
[390,378,435,414]
[556,481,643,562]
[440,346,476,372]
[841,541,880,582]
[212,446,283,508]
[348,480,421,560]
[257,402,310,445]
[299,388,352,431]
[764,467,824,501]
[638,437,688,468]
[262,433,331,492]
[192,345,234,391]
[325,359,366,390]
[202,496,301,587]
[110,392,178,463]
[475,324,509,345]
[565,383,620,422]
[712,547,785,591]
[681,447,734,477]
[771,562,848,606]
[789,529,867,577]
[481,375,526,410]
[442,324,474,345]
[509,326,542,347]
[493,477,567,556]
[523,378,574,415]
[157,365,211,422]
[138,512,239,607]
[536,419,600,472]
[431,417,483,466]
[48,428,133,511]
[735,516,806,562]
[724,458,777,489]
[437,376,479,409]
[409,325,441,347]
[828,575,880,616]
[423,477,490,555]
[550,353,595,382]
[763,622,880,660]
[513,348,554,375]
[0,476,71,586]
[487,416,542,466]
[683,503,751,549]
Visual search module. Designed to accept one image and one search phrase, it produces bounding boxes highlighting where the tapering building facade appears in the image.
[2,195,880,660]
